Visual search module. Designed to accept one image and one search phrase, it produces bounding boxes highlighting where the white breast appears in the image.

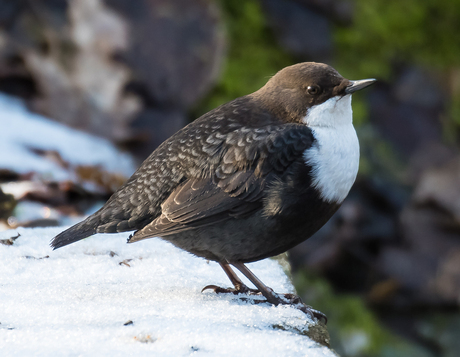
[302,95,360,203]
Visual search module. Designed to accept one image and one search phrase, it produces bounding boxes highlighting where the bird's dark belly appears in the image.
[162,185,340,263]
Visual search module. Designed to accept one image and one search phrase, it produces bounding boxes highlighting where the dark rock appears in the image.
[393,67,445,109]
[0,0,23,28]
[0,169,20,182]
[293,0,354,25]
[378,203,460,305]
[408,142,456,182]
[368,81,444,158]
[107,0,225,110]
[0,0,225,154]
[434,249,460,302]
[261,0,333,61]
[413,158,460,222]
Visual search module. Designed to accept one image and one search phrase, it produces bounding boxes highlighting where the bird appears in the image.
[51,62,375,322]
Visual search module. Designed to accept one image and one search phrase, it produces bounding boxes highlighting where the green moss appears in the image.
[196,0,460,136]
[293,271,433,356]
[272,322,332,348]
[332,0,460,142]
[334,0,460,80]
[445,93,460,143]
[192,0,293,117]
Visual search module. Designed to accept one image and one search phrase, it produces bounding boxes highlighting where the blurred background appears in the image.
[1,0,459,355]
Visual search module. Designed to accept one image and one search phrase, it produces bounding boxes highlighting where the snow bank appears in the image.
[0,94,136,181]
[0,227,333,356]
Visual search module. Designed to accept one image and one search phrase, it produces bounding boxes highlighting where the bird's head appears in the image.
[253,62,375,127]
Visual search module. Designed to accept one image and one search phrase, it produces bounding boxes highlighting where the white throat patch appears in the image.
[302,95,359,203]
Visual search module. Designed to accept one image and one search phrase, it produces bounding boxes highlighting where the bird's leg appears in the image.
[231,261,327,324]
[202,262,260,295]
[220,262,260,294]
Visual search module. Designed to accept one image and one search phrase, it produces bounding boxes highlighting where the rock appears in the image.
[393,67,445,109]
[408,142,456,182]
[106,0,224,110]
[0,0,225,154]
[433,249,460,302]
[0,227,336,356]
[413,158,460,222]
[293,0,354,25]
[381,157,460,304]
[261,0,333,61]
[378,203,460,305]
[368,80,444,158]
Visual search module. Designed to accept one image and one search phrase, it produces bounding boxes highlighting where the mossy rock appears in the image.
[294,272,434,356]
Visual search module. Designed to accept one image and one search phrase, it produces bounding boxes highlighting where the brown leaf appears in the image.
[0,232,20,246]
[119,259,133,267]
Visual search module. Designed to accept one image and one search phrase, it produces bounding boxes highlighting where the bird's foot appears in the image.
[201,283,260,296]
[226,262,327,323]
[273,293,327,324]
[202,284,326,322]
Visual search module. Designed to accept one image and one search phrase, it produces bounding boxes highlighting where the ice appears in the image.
[0,94,136,181]
[0,227,334,356]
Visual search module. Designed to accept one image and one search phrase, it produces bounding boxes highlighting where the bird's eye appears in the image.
[307,85,321,95]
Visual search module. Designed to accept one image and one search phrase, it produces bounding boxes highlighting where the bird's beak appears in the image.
[345,79,376,94]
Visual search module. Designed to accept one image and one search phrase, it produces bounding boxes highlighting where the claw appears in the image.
[279,294,327,323]
[280,293,303,304]
[299,305,327,324]
[201,284,260,295]
[201,285,230,293]
[202,284,326,323]
[312,309,328,324]
[222,262,326,323]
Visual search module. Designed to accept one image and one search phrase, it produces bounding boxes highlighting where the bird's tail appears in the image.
[50,215,99,250]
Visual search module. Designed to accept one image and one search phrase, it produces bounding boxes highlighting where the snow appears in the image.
[0,94,136,181]
[0,227,333,356]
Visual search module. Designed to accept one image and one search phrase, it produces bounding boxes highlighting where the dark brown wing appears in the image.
[128,178,261,239]
[51,95,313,249]
[128,124,314,242]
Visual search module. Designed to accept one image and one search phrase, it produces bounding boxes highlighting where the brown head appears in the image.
[252,62,375,123]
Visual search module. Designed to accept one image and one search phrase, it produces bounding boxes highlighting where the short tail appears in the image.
[50,216,99,250]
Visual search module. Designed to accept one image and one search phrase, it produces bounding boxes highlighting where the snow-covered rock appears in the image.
[0,93,136,183]
[0,227,333,356]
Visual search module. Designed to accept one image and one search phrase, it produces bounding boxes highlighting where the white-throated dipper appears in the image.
[51,62,375,322]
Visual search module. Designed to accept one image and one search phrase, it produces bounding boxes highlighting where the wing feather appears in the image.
[128,124,314,243]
